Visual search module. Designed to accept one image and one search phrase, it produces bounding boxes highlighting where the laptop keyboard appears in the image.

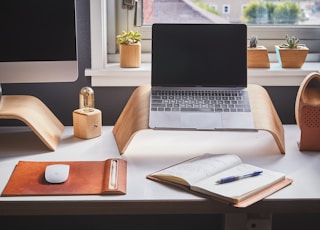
[151,90,251,112]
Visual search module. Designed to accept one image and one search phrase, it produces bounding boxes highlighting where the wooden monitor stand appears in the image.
[113,84,285,154]
[0,95,64,151]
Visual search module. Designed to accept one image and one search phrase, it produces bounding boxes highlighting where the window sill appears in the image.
[85,62,320,87]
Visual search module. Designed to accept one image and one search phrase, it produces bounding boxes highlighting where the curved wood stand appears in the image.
[0,95,64,151]
[295,72,320,150]
[113,84,285,154]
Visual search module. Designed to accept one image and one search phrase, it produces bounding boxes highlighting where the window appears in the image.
[120,0,320,54]
[87,0,320,87]
[222,4,230,14]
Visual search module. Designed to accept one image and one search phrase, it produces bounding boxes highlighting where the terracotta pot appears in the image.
[119,43,141,68]
[275,45,308,68]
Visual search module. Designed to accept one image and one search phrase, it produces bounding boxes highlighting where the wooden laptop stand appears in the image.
[0,95,64,151]
[113,84,285,154]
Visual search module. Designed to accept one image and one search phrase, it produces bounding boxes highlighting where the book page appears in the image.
[191,163,285,203]
[151,153,242,185]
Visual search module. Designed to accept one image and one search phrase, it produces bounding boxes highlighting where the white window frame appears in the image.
[85,0,320,87]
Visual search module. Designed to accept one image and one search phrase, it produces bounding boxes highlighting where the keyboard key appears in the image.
[181,108,215,112]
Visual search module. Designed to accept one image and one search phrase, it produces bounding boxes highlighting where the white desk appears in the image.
[0,125,319,228]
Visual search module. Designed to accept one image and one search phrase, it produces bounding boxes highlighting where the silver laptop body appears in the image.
[149,23,255,130]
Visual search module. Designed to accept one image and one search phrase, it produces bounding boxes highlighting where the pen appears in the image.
[216,170,263,184]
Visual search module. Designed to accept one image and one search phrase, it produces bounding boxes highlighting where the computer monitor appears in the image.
[0,0,78,99]
[0,0,79,150]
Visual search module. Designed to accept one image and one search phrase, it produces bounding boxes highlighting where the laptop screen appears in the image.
[152,24,247,87]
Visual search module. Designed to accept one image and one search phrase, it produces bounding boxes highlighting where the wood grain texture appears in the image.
[295,72,320,128]
[112,85,150,153]
[113,84,285,154]
[275,45,309,68]
[248,84,285,153]
[0,95,64,151]
[247,46,270,68]
[119,43,141,68]
[73,108,102,139]
[295,72,320,150]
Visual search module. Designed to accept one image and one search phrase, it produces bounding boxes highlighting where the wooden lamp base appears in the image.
[73,108,102,139]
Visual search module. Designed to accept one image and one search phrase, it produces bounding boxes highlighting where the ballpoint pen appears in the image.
[216,170,263,184]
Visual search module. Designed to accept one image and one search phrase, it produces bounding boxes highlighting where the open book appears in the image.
[147,153,292,207]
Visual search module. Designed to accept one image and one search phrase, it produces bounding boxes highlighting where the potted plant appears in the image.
[116,30,141,68]
[247,35,270,68]
[275,34,309,68]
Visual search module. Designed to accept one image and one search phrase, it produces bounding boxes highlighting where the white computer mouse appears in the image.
[45,164,70,184]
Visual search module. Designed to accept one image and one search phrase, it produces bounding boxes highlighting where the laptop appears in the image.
[149,23,255,130]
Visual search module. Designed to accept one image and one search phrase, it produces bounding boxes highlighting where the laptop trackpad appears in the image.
[181,113,222,129]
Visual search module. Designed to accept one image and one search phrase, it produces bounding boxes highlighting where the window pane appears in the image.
[142,0,320,25]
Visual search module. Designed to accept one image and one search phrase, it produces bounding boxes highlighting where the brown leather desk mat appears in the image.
[2,159,127,196]
[113,84,285,154]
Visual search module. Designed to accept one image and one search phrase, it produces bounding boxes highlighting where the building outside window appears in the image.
[139,0,318,25]
[222,4,230,15]
[117,0,320,54]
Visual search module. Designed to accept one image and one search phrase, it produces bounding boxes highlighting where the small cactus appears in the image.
[279,34,305,48]
[249,35,258,48]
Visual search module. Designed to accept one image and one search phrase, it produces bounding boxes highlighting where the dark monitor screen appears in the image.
[152,23,247,87]
[0,0,78,84]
